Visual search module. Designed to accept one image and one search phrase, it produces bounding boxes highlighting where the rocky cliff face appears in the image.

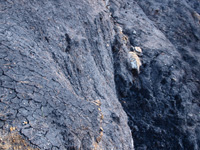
[110,0,200,149]
[0,0,200,150]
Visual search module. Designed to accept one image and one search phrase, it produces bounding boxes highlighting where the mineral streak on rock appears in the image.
[1,0,200,150]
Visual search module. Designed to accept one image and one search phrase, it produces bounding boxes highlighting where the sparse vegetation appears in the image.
[0,129,38,150]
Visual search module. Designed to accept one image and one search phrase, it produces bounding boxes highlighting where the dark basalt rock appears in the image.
[0,0,200,150]
[0,0,133,149]
[109,0,200,149]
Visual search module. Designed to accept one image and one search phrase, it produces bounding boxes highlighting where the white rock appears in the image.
[134,47,142,54]
[128,52,142,73]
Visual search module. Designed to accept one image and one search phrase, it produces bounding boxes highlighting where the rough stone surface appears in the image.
[110,0,200,149]
[0,0,133,149]
[0,0,200,150]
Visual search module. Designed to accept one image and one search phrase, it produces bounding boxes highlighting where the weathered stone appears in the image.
[0,0,199,149]
[0,0,134,149]
[111,0,200,149]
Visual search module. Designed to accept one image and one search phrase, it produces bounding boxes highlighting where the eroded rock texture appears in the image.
[0,0,200,150]
[0,0,133,149]
[110,0,200,150]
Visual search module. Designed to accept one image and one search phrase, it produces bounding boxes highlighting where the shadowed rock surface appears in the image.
[0,0,200,150]
[110,0,200,149]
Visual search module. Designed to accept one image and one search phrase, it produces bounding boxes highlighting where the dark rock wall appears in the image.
[0,0,200,150]
[109,0,200,150]
[0,0,133,149]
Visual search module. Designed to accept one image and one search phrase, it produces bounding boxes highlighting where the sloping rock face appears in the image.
[0,0,200,150]
[0,0,133,149]
[110,0,200,149]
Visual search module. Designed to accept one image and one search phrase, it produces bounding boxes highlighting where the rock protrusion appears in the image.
[128,51,142,73]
